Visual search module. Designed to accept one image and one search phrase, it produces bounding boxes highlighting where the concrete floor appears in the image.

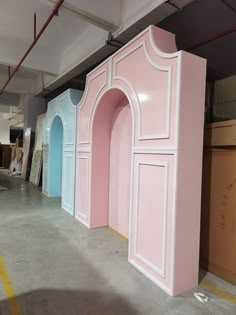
[0,169,235,315]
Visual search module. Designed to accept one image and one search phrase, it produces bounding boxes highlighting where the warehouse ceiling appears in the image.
[159,0,236,81]
[43,0,236,100]
[0,0,194,104]
[0,0,234,104]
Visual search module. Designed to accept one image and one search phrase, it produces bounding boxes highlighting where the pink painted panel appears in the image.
[111,28,178,148]
[130,153,174,291]
[109,99,132,238]
[151,26,177,54]
[115,46,169,139]
[90,89,125,227]
[78,65,108,145]
[173,51,206,295]
[75,25,206,296]
[136,162,166,272]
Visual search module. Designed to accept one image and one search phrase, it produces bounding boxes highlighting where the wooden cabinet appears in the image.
[0,144,11,169]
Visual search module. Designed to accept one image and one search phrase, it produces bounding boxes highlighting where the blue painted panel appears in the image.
[59,98,74,145]
[42,89,83,215]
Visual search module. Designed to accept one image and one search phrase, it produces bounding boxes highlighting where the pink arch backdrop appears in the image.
[75,25,206,296]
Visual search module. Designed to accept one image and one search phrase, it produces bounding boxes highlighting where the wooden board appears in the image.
[21,128,32,180]
[29,114,45,185]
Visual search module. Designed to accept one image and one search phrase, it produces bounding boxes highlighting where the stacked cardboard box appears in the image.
[201,120,236,284]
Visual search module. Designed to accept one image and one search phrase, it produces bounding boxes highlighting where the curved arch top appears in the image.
[90,87,136,146]
[42,88,83,215]
[77,26,181,148]
[44,89,83,146]
[149,25,178,57]
[75,26,207,296]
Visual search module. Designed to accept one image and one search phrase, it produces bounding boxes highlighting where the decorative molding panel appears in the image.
[75,26,206,296]
[113,41,172,141]
[79,68,108,145]
[134,160,168,278]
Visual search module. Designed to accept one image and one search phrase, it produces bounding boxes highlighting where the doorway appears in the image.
[49,115,63,197]
[91,89,132,238]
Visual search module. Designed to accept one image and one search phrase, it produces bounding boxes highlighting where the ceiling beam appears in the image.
[48,0,118,32]
[18,65,58,77]
[0,92,19,107]
[0,59,58,77]
[0,0,64,95]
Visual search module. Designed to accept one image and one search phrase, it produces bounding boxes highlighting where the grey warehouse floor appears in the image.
[0,169,235,315]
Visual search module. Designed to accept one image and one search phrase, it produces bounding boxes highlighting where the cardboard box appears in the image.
[201,147,236,284]
[204,120,236,146]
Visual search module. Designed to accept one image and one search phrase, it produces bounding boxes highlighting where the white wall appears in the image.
[24,96,46,132]
[0,113,10,144]
[0,104,10,113]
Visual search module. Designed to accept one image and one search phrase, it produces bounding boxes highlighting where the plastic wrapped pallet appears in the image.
[213,74,236,121]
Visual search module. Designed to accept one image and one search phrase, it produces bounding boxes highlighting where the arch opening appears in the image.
[49,115,63,197]
[91,89,133,238]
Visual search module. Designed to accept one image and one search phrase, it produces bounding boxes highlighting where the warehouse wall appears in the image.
[0,105,10,113]
[23,96,46,132]
[0,113,10,144]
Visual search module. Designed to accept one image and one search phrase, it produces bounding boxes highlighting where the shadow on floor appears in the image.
[0,289,141,315]
[199,268,208,283]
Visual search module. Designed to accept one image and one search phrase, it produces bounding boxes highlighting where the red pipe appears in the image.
[0,0,64,94]
[187,27,236,51]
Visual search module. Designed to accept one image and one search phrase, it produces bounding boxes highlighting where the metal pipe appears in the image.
[186,27,236,51]
[0,0,64,94]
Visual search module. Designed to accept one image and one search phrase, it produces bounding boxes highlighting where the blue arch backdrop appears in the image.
[42,89,83,215]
